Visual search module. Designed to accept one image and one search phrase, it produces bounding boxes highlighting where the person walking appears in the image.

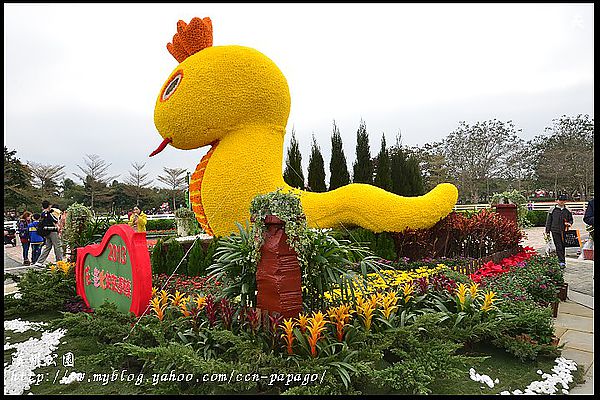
[17,211,32,265]
[545,194,574,267]
[28,213,45,264]
[583,198,594,226]
[33,200,63,267]
[128,206,148,233]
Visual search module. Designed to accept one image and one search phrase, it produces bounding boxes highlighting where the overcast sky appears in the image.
[4,3,594,188]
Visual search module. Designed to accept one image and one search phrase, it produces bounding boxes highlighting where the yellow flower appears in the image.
[328,304,352,341]
[481,291,497,312]
[195,294,206,309]
[402,283,415,303]
[170,290,186,307]
[151,287,158,298]
[280,318,296,355]
[159,290,169,307]
[356,302,375,331]
[49,263,58,273]
[306,312,328,358]
[150,297,167,321]
[456,283,468,309]
[381,292,399,319]
[179,301,192,317]
[296,313,309,334]
[469,282,479,299]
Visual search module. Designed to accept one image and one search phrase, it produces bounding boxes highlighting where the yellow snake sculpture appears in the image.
[150,17,458,237]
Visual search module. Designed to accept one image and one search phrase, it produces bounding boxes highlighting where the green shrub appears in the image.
[187,237,221,277]
[525,210,548,227]
[146,218,176,231]
[187,240,205,276]
[4,268,76,318]
[164,237,186,275]
[151,238,167,275]
[344,228,397,261]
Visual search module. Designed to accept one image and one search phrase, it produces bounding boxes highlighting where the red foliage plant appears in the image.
[391,210,524,261]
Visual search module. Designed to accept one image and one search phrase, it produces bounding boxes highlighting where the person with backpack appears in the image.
[17,211,32,265]
[33,200,63,267]
[28,213,45,264]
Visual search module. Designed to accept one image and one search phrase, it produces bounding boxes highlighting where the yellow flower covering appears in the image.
[152,17,458,237]
[324,264,447,302]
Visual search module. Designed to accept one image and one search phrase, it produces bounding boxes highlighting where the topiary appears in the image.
[187,239,205,276]
[151,238,167,275]
[164,237,185,275]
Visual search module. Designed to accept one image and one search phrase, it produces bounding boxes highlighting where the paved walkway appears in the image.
[521,214,594,394]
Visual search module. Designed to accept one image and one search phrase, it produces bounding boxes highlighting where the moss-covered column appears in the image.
[256,215,303,318]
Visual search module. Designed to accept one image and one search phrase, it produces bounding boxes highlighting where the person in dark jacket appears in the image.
[583,198,594,226]
[545,194,574,266]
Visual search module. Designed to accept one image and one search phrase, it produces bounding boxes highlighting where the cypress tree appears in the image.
[307,135,327,192]
[283,128,305,189]
[352,119,373,184]
[390,134,409,196]
[374,133,392,191]
[329,120,350,190]
[405,155,425,195]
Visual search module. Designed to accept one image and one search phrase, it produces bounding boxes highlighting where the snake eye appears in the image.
[161,71,183,101]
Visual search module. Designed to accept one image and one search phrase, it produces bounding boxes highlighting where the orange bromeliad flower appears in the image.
[402,283,415,303]
[306,312,328,358]
[179,301,193,317]
[296,313,309,334]
[356,301,375,331]
[280,318,296,355]
[159,290,169,307]
[195,294,206,310]
[327,304,352,342]
[170,290,186,307]
[151,287,158,298]
[381,291,399,319]
[150,297,167,321]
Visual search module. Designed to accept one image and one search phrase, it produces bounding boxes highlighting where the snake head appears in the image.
[151,17,291,156]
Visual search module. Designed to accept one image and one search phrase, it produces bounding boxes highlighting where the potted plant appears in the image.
[175,207,198,237]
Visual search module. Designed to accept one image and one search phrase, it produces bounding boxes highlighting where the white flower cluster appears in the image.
[497,357,577,395]
[59,372,85,385]
[4,328,67,395]
[469,368,499,388]
[14,292,23,299]
[4,318,48,333]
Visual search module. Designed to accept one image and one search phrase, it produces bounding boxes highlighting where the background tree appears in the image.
[307,135,327,192]
[389,134,409,196]
[404,154,425,196]
[126,162,153,206]
[531,114,594,200]
[414,142,451,192]
[157,167,188,212]
[352,119,373,184]
[27,162,65,198]
[109,181,137,215]
[283,128,305,189]
[329,120,350,190]
[73,154,120,209]
[373,133,392,191]
[441,119,521,203]
[500,138,536,194]
[4,146,35,212]
[61,178,87,209]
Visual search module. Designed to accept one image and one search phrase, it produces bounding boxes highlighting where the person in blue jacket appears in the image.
[28,213,46,265]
